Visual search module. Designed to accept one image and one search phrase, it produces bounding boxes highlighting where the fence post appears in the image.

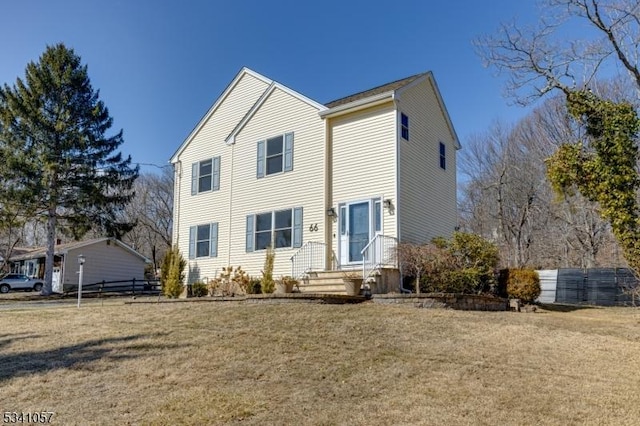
[132,278,136,296]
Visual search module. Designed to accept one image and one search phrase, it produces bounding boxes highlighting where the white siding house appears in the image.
[171,68,460,292]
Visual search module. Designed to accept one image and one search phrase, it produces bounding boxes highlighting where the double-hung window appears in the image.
[439,142,446,170]
[188,222,219,259]
[401,113,409,141]
[257,132,294,178]
[246,207,303,251]
[191,156,220,194]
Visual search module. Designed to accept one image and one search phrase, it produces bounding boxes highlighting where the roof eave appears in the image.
[319,91,395,119]
[170,67,273,163]
[226,81,327,145]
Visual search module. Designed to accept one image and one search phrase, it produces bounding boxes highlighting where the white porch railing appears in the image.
[361,235,398,281]
[290,241,328,280]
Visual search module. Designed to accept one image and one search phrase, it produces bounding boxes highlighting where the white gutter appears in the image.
[393,93,410,294]
[319,91,394,118]
[173,161,182,247]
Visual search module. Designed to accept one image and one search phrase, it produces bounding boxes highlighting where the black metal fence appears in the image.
[64,278,161,297]
[555,268,638,306]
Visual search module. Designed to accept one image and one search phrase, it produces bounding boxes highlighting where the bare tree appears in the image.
[459,94,617,268]
[460,120,547,268]
[477,0,640,104]
[121,169,173,275]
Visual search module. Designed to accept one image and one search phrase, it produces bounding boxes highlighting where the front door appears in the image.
[339,199,381,266]
[52,267,62,293]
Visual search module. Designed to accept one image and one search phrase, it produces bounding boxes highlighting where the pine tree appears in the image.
[0,44,139,295]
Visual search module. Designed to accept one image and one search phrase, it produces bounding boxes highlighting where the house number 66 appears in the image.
[308,224,319,232]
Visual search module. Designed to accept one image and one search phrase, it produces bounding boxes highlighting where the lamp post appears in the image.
[77,255,85,308]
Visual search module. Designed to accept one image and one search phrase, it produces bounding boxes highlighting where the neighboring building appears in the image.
[170,68,460,291]
[10,238,148,293]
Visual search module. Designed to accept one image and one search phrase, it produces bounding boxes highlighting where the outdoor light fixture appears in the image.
[78,254,85,265]
[384,199,393,209]
[326,207,337,217]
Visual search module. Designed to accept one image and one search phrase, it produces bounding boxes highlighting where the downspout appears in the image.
[394,94,410,293]
[324,116,333,270]
[173,161,182,247]
[227,143,235,266]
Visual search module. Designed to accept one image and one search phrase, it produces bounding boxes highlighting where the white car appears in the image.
[0,274,44,293]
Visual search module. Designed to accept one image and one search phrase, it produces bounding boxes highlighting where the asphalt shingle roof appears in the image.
[324,72,429,109]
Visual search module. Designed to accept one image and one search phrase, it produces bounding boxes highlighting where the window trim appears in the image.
[257,132,294,178]
[401,113,409,141]
[191,156,220,195]
[266,135,284,175]
[188,222,219,259]
[246,207,303,252]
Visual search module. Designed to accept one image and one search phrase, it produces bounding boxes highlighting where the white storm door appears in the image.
[339,201,371,265]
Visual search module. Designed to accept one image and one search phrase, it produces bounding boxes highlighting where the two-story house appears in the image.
[170,67,459,293]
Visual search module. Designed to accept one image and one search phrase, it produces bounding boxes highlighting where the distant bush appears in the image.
[261,246,275,294]
[163,246,186,298]
[191,281,208,297]
[504,268,541,303]
[207,266,258,296]
[247,278,262,294]
[399,232,499,295]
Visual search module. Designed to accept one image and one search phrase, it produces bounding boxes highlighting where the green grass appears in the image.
[0,300,639,425]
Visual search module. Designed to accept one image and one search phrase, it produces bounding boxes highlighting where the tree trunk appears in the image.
[41,208,57,296]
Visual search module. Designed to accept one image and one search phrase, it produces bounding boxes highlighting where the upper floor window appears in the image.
[191,156,220,195]
[401,113,409,141]
[439,142,446,170]
[257,132,294,178]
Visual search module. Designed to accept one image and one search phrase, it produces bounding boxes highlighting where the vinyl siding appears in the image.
[397,78,458,243]
[178,86,325,281]
[63,241,146,287]
[172,72,271,282]
[329,102,398,257]
[227,87,325,277]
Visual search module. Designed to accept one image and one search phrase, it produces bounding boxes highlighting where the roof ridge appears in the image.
[325,71,430,109]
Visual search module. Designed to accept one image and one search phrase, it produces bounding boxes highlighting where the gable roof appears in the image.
[225,80,327,145]
[321,71,460,149]
[170,68,273,163]
[171,68,460,160]
[325,72,429,109]
[9,238,149,263]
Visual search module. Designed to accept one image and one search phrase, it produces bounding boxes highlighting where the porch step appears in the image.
[300,270,359,295]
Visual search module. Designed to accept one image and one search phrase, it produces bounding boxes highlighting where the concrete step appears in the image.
[301,283,346,295]
[301,275,348,295]
[300,269,368,295]
[307,270,361,280]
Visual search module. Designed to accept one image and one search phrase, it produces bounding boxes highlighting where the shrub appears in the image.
[247,278,262,294]
[447,232,499,294]
[505,268,541,303]
[191,281,208,297]
[261,246,276,294]
[207,267,256,296]
[163,246,186,298]
[230,266,253,294]
[207,278,220,296]
[217,267,239,296]
[400,232,500,295]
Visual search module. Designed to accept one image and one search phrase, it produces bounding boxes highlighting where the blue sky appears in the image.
[1,1,540,173]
